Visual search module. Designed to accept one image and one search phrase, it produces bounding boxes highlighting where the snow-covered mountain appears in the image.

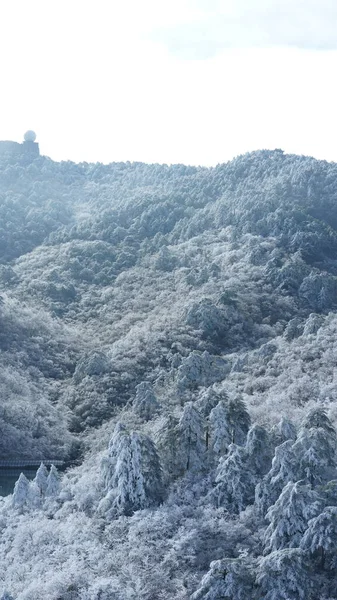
[1,149,337,599]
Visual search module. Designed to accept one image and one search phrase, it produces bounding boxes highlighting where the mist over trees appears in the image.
[1,149,337,598]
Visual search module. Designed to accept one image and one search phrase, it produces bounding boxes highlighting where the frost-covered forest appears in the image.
[1,148,337,598]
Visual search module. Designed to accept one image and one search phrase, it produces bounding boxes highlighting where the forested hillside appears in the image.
[1,149,337,599]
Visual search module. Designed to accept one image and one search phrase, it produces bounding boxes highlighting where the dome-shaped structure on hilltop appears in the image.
[24,130,37,142]
[0,130,39,160]
[22,130,39,157]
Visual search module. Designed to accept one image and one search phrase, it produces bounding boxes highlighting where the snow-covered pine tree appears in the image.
[177,350,228,392]
[263,481,322,553]
[191,556,257,600]
[208,400,233,457]
[100,426,163,516]
[271,417,297,447]
[213,444,255,513]
[320,479,337,508]
[129,432,147,511]
[255,440,299,517]
[101,422,128,492]
[108,421,128,457]
[246,423,272,477]
[45,465,60,497]
[293,426,337,486]
[300,507,337,571]
[292,408,337,486]
[303,408,336,433]
[28,481,43,509]
[110,429,135,516]
[154,414,180,480]
[256,548,312,600]
[177,402,206,474]
[33,462,49,496]
[227,397,251,445]
[11,473,30,511]
[257,411,337,518]
[278,417,297,442]
[195,386,228,418]
[136,432,164,505]
[132,381,160,421]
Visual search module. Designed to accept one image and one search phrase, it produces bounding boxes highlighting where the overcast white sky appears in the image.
[1,0,337,165]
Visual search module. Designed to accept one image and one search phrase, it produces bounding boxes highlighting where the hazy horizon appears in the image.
[1,0,336,166]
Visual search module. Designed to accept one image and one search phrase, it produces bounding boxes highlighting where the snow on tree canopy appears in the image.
[154,245,178,272]
[45,465,60,497]
[302,313,324,335]
[34,462,49,495]
[271,417,297,445]
[263,481,322,553]
[153,414,180,479]
[191,556,257,600]
[3,149,337,598]
[255,440,299,517]
[213,443,255,513]
[302,408,336,434]
[73,350,110,382]
[256,548,312,600]
[293,426,337,486]
[300,506,337,571]
[99,425,163,517]
[299,272,337,312]
[0,592,14,600]
[177,350,230,391]
[186,298,229,342]
[111,430,137,515]
[132,381,160,421]
[177,402,206,474]
[11,473,30,510]
[246,423,272,475]
[195,386,228,418]
[208,400,233,456]
[101,421,128,491]
[226,397,251,445]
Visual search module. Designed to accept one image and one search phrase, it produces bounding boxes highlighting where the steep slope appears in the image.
[1,150,337,599]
